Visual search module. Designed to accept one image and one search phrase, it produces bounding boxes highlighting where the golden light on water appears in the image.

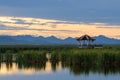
[0,61,62,75]
[0,63,18,75]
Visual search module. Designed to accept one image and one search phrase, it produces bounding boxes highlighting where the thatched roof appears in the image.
[77,35,95,41]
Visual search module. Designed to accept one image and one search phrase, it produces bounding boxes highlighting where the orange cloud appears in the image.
[0,16,120,39]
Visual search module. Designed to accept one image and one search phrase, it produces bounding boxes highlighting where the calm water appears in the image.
[0,61,120,80]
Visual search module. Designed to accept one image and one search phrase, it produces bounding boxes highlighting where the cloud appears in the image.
[0,16,119,39]
[0,26,78,33]
[0,0,120,24]
[97,27,120,28]
[0,16,80,29]
[11,19,31,25]
[45,21,79,24]
[0,16,79,33]
[0,24,28,30]
[95,24,120,28]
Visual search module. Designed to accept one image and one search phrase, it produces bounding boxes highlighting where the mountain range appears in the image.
[0,35,119,45]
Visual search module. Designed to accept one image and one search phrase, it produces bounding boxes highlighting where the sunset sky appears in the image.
[0,0,120,39]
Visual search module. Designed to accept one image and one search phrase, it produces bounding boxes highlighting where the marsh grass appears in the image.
[16,50,47,64]
[0,45,120,75]
[0,54,2,62]
[5,53,13,63]
[0,45,120,71]
[50,47,120,69]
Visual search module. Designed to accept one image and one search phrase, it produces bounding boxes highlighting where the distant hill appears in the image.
[0,35,119,44]
[94,35,120,44]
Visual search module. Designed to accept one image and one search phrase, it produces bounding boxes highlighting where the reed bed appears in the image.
[50,47,120,75]
[50,48,120,67]
[0,45,120,75]
[16,50,47,64]
[0,45,120,69]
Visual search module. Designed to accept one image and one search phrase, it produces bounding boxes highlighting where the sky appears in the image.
[0,0,120,39]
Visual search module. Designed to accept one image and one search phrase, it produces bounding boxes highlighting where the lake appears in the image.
[0,61,120,80]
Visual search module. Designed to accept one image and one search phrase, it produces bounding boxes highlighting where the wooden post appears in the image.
[78,41,80,47]
[79,41,81,47]
[80,40,82,47]
[84,40,85,46]
[87,40,89,46]
[89,40,90,45]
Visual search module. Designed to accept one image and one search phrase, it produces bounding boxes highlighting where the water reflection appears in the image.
[0,61,120,76]
[0,61,62,75]
[61,62,120,76]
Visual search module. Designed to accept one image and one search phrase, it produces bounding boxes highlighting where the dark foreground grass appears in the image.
[0,45,120,66]
[0,45,120,75]
[50,47,120,64]
[50,49,120,75]
[16,50,47,64]
[49,46,120,75]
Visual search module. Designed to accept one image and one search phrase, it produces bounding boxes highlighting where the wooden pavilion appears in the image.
[76,35,95,48]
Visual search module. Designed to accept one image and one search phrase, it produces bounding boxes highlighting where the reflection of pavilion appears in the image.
[76,35,101,48]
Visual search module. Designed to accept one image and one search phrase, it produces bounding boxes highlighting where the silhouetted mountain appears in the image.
[0,35,119,44]
[63,37,77,44]
[94,35,120,44]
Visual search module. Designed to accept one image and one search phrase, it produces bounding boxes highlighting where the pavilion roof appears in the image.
[77,35,95,41]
